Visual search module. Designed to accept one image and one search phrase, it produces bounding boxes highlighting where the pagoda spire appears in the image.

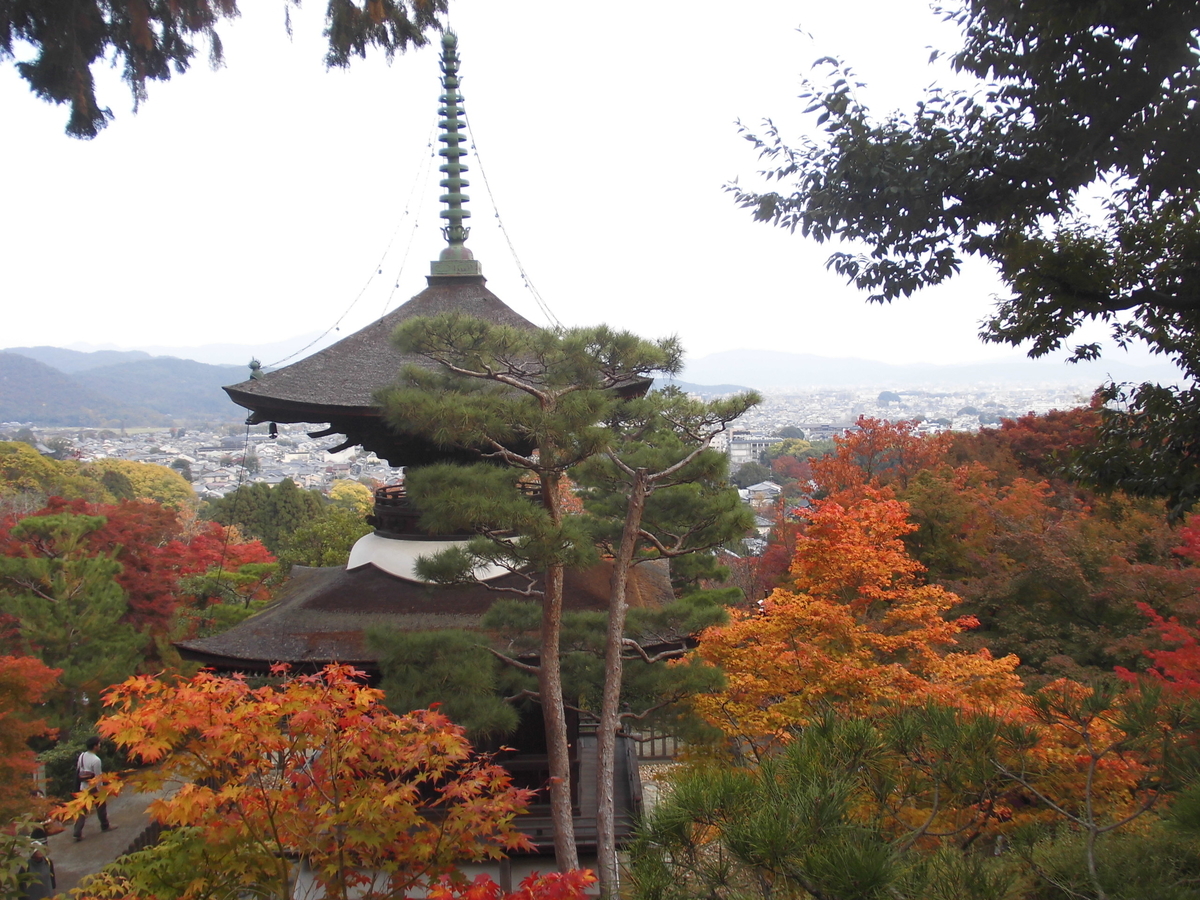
[431,31,481,277]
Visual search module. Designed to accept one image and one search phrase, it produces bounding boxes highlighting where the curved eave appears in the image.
[224,374,655,425]
[174,648,376,677]
[220,387,380,426]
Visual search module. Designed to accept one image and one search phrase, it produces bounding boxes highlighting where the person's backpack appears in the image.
[76,753,95,791]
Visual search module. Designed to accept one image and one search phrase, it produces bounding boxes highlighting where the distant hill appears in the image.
[5,346,153,373]
[681,349,1191,391]
[653,379,757,397]
[0,353,165,426]
[60,333,337,367]
[82,358,247,418]
[0,349,248,426]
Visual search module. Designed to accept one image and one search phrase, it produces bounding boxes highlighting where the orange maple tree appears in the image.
[810,417,952,501]
[0,655,60,820]
[61,664,540,900]
[689,491,1183,864]
[692,492,1022,753]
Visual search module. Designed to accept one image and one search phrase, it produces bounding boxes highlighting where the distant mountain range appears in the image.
[678,349,1190,391]
[1,348,248,426]
[60,333,338,368]
[3,340,1192,427]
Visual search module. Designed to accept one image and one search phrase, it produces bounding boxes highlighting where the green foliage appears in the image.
[368,628,519,741]
[478,594,730,733]
[575,386,758,564]
[405,464,599,578]
[382,314,746,877]
[205,478,327,553]
[172,585,274,640]
[0,441,113,511]
[328,478,374,515]
[764,438,813,462]
[731,461,771,488]
[275,506,372,570]
[732,0,1200,516]
[74,825,275,900]
[1078,382,1200,522]
[4,0,448,138]
[0,513,142,725]
[97,467,135,501]
[1020,826,1200,900]
[384,315,680,468]
[631,706,1022,900]
[38,734,124,800]
[80,458,195,508]
[0,819,48,899]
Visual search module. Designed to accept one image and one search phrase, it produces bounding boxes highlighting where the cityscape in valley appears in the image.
[1,374,1100,502]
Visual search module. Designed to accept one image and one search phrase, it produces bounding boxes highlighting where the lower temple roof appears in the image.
[176,559,674,673]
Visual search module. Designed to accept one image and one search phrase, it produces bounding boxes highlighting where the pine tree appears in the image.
[380,313,683,872]
[573,385,758,891]
[0,513,142,724]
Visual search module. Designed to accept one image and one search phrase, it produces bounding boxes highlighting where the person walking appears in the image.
[72,737,115,841]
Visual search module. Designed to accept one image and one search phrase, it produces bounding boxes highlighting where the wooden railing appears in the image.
[630,728,679,761]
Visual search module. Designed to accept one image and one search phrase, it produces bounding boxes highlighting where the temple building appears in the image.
[178,31,664,877]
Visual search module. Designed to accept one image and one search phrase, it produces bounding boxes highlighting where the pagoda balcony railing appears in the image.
[367,481,541,539]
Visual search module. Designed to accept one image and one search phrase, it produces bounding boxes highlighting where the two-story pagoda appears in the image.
[177,32,664,881]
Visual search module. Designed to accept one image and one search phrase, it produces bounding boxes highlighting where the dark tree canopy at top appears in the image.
[1,0,447,138]
[732,0,1200,517]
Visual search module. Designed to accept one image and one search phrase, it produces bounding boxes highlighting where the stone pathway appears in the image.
[44,789,164,896]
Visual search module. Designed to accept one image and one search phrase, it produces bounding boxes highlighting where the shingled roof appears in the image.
[222,274,540,465]
[176,558,674,674]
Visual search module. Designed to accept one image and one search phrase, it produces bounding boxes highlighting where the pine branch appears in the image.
[620,638,689,664]
[486,647,539,676]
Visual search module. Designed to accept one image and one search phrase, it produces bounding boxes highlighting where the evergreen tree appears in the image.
[368,628,520,741]
[276,507,372,571]
[573,385,758,891]
[206,478,327,553]
[380,313,682,872]
[0,513,142,724]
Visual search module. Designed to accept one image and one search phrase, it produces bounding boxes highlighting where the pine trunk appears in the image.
[596,474,648,897]
[540,471,579,872]
[541,561,579,871]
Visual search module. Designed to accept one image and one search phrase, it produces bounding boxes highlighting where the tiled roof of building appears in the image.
[225,275,535,417]
[177,558,674,673]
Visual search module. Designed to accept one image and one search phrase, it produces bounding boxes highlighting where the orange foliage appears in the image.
[61,665,534,899]
[991,405,1102,477]
[692,492,1022,752]
[0,655,60,819]
[811,417,952,501]
[428,871,597,900]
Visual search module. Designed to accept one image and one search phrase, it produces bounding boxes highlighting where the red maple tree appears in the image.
[0,498,274,635]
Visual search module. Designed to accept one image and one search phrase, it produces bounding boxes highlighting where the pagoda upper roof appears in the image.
[226,274,535,420]
[222,274,541,465]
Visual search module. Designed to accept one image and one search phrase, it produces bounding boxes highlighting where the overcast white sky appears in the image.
[0,0,1153,369]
